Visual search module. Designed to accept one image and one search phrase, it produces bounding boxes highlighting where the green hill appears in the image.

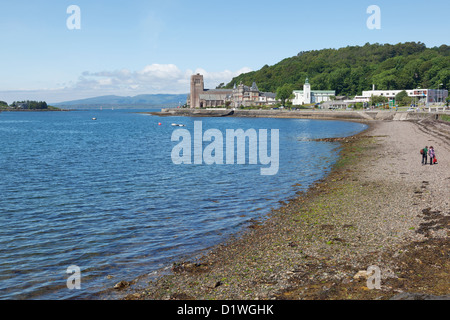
[225,42,450,96]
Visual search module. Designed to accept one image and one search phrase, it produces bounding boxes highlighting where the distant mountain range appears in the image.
[53,94,188,108]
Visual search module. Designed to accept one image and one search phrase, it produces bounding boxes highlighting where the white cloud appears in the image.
[0,64,252,103]
[75,64,251,95]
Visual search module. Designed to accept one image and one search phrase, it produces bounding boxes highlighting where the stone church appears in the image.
[187,74,278,108]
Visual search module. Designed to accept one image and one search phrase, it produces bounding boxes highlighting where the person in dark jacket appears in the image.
[422,146,428,165]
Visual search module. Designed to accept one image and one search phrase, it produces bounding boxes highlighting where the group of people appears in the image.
[421,146,437,165]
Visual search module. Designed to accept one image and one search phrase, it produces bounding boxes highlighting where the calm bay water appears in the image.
[0,109,367,299]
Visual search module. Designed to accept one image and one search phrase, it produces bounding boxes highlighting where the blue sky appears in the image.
[0,0,449,103]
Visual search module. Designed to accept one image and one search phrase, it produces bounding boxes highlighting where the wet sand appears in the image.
[120,119,449,300]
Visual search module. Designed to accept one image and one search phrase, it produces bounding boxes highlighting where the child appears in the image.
[428,146,435,166]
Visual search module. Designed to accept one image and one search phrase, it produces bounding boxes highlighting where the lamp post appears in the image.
[438,83,443,104]
[416,87,422,110]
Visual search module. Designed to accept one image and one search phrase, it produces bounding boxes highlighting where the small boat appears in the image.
[92,118,97,120]
[171,123,185,127]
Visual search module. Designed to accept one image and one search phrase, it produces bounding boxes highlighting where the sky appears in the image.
[0,0,449,104]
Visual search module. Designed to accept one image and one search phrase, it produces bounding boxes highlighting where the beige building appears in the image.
[187,74,278,108]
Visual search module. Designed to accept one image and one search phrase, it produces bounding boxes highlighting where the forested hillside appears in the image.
[225,42,450,96]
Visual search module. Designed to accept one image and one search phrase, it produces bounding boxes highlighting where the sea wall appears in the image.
[149,108,449,121]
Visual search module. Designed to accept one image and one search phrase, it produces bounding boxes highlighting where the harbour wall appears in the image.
[148,108,450,122]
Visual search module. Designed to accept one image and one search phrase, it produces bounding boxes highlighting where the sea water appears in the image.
[0,109,367,299]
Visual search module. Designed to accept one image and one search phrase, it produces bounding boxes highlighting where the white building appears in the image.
[358,86,448,104]
[292,79,335,105]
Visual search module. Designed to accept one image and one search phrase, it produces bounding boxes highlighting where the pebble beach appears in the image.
[121,117,449,300]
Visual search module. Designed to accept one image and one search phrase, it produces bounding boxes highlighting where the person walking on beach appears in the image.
[422,146,428,165]
[428,146,435,165]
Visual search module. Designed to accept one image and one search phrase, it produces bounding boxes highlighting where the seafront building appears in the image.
[292,79,335,105]
[188,73,448,109]
[314,84,448,109]
[355,85,449,104]
[292,80,448,108]
[187,74,278,108]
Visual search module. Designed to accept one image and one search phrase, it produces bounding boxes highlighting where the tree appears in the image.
[370,95,388,106]
[225,42,450,97]
[395,90,410,106]
[9,100,49,109]
[276,83,295,106]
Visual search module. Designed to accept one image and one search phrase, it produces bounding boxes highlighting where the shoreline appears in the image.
[0,109,71,112]
[143,108,450,122]
[117,118,449,300]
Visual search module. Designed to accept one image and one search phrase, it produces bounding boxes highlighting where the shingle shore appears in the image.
[120,119,449,300]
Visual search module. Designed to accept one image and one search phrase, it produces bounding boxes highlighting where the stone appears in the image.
[114,280,130,290]
[353,270,369,280]
[390,292,450,300]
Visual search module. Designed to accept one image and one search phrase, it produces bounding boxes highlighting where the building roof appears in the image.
[204,89,233,94]
[293,90,335,94]
[251,82,259,92]
[199,93,229,100]
[261,92,276,99]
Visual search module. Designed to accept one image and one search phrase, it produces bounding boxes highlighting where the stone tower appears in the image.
[190,74,204,108]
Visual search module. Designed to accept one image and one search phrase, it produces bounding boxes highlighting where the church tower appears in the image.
[190,74,204,108]
[304,78,311,104]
